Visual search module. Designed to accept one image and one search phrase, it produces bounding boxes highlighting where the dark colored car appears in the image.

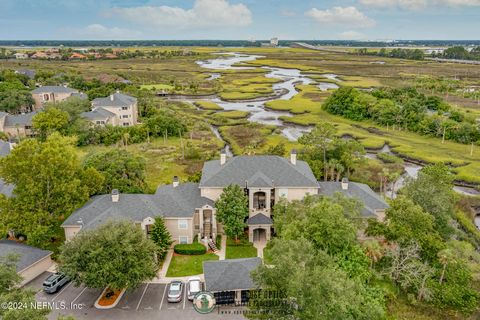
[43,273,70,294]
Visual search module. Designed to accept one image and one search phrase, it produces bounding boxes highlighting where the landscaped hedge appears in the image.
[174,242,206,255]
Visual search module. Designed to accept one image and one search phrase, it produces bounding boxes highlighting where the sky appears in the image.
[0,0,479,40]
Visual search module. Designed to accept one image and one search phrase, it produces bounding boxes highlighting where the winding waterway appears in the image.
[193,52,479,215]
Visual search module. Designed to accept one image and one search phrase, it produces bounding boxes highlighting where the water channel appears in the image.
[190,52,479,214]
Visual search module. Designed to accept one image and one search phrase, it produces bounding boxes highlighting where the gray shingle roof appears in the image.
[70,92,88,100]
[62,183,213,229]
[92,92,137,108]
[203,258,261,292]
[16,69,36,79]
[199,156,319,188]
[81,108,116,121]
[0,140,11,157]
[318,181,389,217]
[31,86,78,94]
[247,214,272,225]
[0,141,14,197]
[0,240,52,272]
[4,111,38,127]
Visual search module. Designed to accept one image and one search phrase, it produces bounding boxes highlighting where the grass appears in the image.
[226,236,258,259]
[195,100,223,110]
[166,253,219,277]
[140,83,174,91]
[213,110,249,119]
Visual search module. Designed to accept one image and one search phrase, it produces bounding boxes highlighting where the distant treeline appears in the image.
[1,40,480,48]
[354,48,424,60]
[435,46,480,61]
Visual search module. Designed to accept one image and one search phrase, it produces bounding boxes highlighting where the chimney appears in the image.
[110,94,114,101]
[173,176,179,188]
[220,149,226,165]
[111,189,119,202]
[341,177,349,190]
[290,149,297,165]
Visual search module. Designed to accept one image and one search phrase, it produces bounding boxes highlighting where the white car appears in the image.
[187,277,202,301]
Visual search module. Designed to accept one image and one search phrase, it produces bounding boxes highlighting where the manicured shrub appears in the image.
[174,242,206,255]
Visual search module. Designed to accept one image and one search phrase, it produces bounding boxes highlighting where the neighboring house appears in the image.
[14,53,29,60]
[63,152,388,245]
[0,140,14,197]
[31,86,84,109]
[83,92,138,127]
[15,69,36,79]
[0,239,53,286]
[203,257,261,305]
[0,111,38,138]
[69,53,87,60]
[62,183,214,244]
[318,178,389,220]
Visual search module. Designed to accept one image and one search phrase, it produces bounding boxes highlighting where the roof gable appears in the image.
[199,155,318,188]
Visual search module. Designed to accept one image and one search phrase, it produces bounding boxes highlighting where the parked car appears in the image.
[187,277,202,300]
[43,273,70,294]
[167,280,184,303]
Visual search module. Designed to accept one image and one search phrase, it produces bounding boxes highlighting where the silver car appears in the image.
[43,273,70,294]
[187,277,202,301]
[167,281,183,303]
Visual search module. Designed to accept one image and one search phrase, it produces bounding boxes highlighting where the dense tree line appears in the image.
[435,46,480,61]
[354,48,424,60]
[298,121,366,181]
[323,87,480,146]
[0,70,34,113]
[249,164,480,318]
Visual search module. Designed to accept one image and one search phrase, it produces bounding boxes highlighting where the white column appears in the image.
[248,189,254,215]
[199,209,204,238]
[266,189,271,213]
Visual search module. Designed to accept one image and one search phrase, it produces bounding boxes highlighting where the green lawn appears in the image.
[225,237,258,259]
[166,253,219,277]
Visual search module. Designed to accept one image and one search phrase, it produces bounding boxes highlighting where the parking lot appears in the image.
[30,272,244,320]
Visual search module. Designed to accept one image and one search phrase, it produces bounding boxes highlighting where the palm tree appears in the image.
[327,159,338,181]
[363,240,384,268]
[334,162,345,182]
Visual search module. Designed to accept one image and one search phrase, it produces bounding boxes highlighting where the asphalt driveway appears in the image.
[29,272,244,320]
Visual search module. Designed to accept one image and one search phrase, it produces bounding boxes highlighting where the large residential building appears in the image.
[63,152,389,246]
[82,92,138,127]
[31,86,86,109]
[0,111,38,138]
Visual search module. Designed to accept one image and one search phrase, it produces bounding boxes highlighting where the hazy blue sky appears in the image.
[1,0,479,40]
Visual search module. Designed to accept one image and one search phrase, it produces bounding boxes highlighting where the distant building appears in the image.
[82,92,138,127]
[261,37,279,48]
[0,111,38,138]
[69,53,87,60]
[14,53,28,60]
[15,69,36,79]
[31,86,84,109]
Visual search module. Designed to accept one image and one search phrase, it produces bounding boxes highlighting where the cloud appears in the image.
[337,30,367,40]
[69,24,141,40]
[359,0,480,10]
[305,6,376,28]
[110,0,252,29]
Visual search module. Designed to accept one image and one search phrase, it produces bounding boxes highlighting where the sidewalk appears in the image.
[215,235,227,260]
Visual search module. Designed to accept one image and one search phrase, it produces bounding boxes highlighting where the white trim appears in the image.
[178,219,188,230]
[179,236,189,244]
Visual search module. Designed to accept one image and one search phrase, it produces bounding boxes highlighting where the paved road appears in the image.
[30,272,244,320]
